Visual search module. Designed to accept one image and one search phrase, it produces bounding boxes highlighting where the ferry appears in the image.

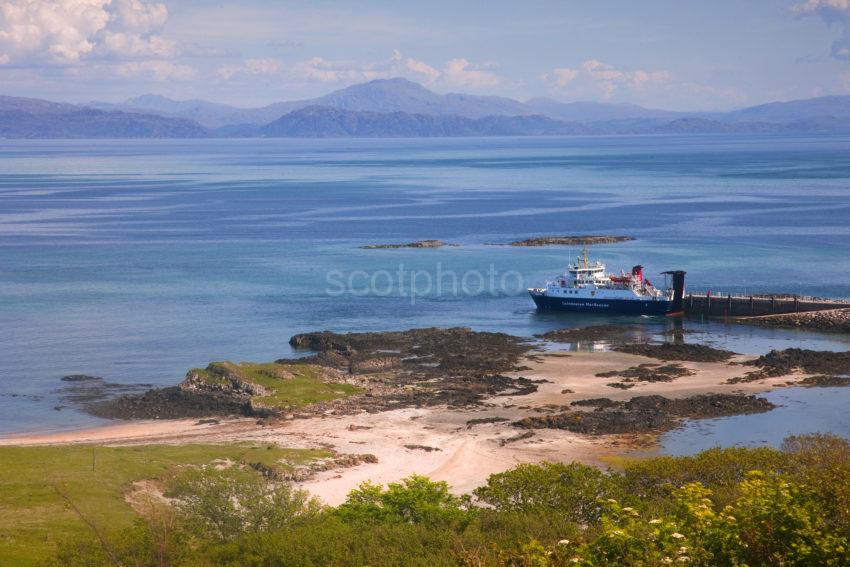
[528,248,686,316]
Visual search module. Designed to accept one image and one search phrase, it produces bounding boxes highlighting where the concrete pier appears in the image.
[683,292,850,318]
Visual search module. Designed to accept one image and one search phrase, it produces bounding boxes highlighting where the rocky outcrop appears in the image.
[181,363,266,397]
[615,343,735,363]
[744,348,850,378]
[740,308,850,333]
[360,239,455,249]
[285,327,537,409]
[497,235,634,247]
[515,394,775,435]
[86,386,260,420]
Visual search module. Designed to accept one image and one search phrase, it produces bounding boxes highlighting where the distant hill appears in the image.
[5,80,850,138]
[259,106,583,137]
[0,95,80,115]
[258,106,803,138]
[0,98,207,138]
[306,78,532,118]
[525,98,682,122]
[724,95,850,123]
[88,95,295,129]
[92,78,534,128]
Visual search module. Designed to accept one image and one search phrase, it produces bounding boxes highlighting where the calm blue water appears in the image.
[2,135,850,437]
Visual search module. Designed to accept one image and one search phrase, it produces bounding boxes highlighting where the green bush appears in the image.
[473,462,624,523]
[167,467,322,542]
[336,474,472,529]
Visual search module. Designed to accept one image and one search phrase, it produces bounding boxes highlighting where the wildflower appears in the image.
[570,558,581,563]
[677,557,690,563]
[662,558,673,564]
[612,529,625,536]
[558,539,570,546]
[649,519,662,524]
[671,532,685,539]
[678,547,688,554]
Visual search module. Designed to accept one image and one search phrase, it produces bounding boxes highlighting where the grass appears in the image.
[0,443,330,565]
[196,361,361,410]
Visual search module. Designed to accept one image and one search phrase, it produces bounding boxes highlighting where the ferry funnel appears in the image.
[661,270,687,315]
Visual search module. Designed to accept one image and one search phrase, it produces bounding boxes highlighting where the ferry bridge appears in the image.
[683,291,850,318]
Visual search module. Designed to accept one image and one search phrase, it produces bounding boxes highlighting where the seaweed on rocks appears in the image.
[514,394,774,435]
[404,444,441,452]
[745,348,850,378]
[615,343,735,363]
[799,375,850,387]
[85,386,264,420]
[284,327,537,410]
[466,416,510,427]
[499,431,535,446]
[86,328,539,421]
[570,398,622,409]
[497,235,634,247]
[595,363,694,383]
[360,240,455,249]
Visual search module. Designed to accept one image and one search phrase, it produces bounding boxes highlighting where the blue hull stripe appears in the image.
[530,293,672,315]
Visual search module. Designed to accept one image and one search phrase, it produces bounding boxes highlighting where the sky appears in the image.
[1,0,850,110]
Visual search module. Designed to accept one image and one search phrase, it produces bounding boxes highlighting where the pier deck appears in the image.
[683,292,850,318]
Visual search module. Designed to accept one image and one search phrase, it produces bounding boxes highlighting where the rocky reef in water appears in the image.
[360,239,456,249]
[514,394,775,435]
[86,327,538,420]
[614,342,736,363]
[493,235,634,247]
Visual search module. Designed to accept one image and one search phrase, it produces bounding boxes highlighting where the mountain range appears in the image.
[2,78,850,138]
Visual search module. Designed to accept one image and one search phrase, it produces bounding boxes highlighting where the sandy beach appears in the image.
[0,350,806,505]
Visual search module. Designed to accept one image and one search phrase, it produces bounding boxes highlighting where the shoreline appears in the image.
[0,349,810,505]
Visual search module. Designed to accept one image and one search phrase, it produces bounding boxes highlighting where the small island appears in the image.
[360,239,456,249]
[499,235,635,247]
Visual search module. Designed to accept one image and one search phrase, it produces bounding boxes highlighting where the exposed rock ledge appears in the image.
[738,308,850,334]
[360,239,456,249]
[490,235,635,247]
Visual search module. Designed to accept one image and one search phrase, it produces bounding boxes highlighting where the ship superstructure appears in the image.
[528,248,685,316]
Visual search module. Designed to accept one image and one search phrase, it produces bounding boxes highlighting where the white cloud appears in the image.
[0,0,175,65]
[544,59,670,98]
[216,57,282,80]
[390,50,440,83]
[547,67,578,87]
[793,0,850,17]
[289,56,383,83]
[792,0,850,60]
[115,59,195,80]
[284,52,493,89]
[442,58,504,88]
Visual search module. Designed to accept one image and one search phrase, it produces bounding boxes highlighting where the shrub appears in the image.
[336,474,471,529]
[167,467,322,541]
[473,462,623,523]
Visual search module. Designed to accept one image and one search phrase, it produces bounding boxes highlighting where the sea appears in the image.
[2,134,850,449]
